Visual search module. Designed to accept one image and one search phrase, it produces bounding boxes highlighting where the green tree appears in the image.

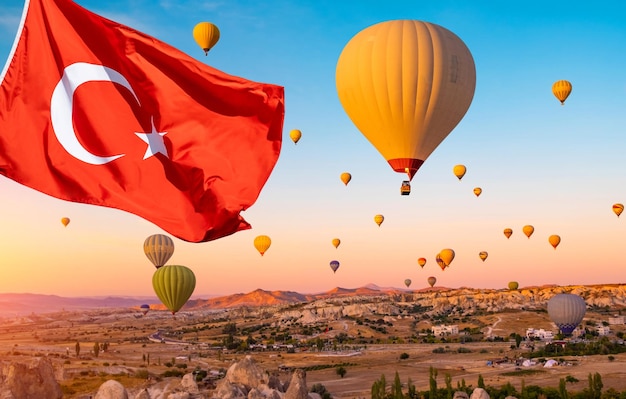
[310,383,332,399]
[336,366,347,379]
[93,342,100,358]
[75,341,80,357]
[515,333,523,348]
[478,374,485,389]
[429,366,438,399]
[407,377,417,399]
[371,374,387,399]
[588,372,603,399]
[559,378,569,399]
[392,371,403,399]
[445,373,453,399]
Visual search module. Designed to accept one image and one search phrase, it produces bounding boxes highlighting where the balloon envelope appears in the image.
[613,203,624,217]
[254,235,272,256]
[340,172,352,186]
[473,187,482,197]
[140,304,150,315]
[508,281,519,290]
[439,248,455,267]
[427,276,437,287]
[144,234,175,268]
[552,80,572,105]
[192,22,220,55]
[336,20,476,181]
[453,165,467,180]
[522,225,534,238]
[289,129,302,144]
[404,279,412,288]
[435,254,446,271]
[61,217,70,227]
[332,238,341,248]
[547,293,586,335]
[417,257,427,268]
[503,228,513,239]
[479,251,488,262]
[374,214,384,226]
[152,265,196,315]
[549,234,561,249]
[329,260,340,273]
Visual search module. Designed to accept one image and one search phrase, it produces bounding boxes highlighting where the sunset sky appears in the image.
[0,0,625,298]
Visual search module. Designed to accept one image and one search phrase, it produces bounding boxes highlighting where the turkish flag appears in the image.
[0,0,284,242]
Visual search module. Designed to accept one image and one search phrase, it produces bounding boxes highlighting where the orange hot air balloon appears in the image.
[417,257,427,268]
[473,187,482,197]
[427,276,437,287]
[453,165,467,180]
[289,129,302,144]
[192,22,220,55]
[479,251,488,262]
[374,214,384,227]
[549,234,561,249]
[435,254,446,271]
[439,249,455,267]
[503,228,513,239]
[254,235,272,256]
[613,203,624,218]
[332,238,341,249]
[340,172,352,186]
[522,225,534,238]
[336,20,476,181]
[552,80,572,105]
[61,217,70,227]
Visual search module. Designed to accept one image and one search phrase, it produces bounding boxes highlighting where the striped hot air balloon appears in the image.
[143,234,175,268]
[547,293,586,335]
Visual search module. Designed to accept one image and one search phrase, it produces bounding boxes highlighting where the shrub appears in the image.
[400,352,409,360]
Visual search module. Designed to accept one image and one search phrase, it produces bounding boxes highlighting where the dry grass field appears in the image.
[1,307,625,398]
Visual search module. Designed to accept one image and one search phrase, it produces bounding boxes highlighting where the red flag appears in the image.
[0,0,284,242]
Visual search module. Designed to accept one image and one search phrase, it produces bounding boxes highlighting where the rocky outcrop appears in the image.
[0,357,62,399]
[95,380,129,399]
[470,388,490,399]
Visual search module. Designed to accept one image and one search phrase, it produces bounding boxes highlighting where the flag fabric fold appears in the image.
[0,0,284,242]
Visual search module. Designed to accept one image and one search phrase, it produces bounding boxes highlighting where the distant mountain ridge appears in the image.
[2,283,626,316]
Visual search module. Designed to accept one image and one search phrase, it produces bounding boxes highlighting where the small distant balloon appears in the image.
[427,276,437,287]
[332,238,341,249]
[61,217,70,227]
[289,129,302,144]
[404,279,412,288]
[192,22,220,55]
[374,214,384,227]
[549,234,561,249]
[479,251,488,262]
[508,281,519,291]
[473,187,482,197]
[552,80,572,105]
[340,172,352,186]
[417,257,427,268]
[140,304,150,315]
[613,203,624,218]
[329,260,340,273]
[254,235,272,256]
[522,225,534,239]
[453,164,467,180]
[503,228,513,239]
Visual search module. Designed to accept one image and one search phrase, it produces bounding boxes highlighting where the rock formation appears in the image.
[0,357,62,399]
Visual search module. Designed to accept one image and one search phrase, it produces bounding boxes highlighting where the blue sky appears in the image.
[0,0,625,297]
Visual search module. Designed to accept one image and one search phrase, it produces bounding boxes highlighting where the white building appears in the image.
[526,328,554,341]
[609,316,625,325]
[432,325,459,336]
[597,325,611,336]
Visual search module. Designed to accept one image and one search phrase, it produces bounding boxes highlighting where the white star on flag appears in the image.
[135,118,169,159]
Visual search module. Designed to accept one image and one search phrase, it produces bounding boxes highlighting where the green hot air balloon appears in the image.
[144,234,175,268]
[508,281,519,290]
[152,265,196,314]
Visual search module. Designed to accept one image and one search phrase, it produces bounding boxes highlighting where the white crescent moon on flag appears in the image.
[50,62,140,165]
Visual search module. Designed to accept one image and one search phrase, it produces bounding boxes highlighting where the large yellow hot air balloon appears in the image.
[552,80,572,105]
[340,172,352,186]
[61,217,70,227]
[192,22,220,55]
[152,265,196,314]
[479,251,488,262]
[336,20,476,181]
[522,225,534,239]
[473,187,482,197]
[453,165,467,181]
[417,257,427,268]
[374,214,384,227]
[144,234,175,269]
[439,249,455,267]
[549,234,561,249]
[613,203,624,218]
[332,238,341,249]
[503,228,513,239]
[427,276,437,288]
[254,235,272,256]
[289,129,302,144]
